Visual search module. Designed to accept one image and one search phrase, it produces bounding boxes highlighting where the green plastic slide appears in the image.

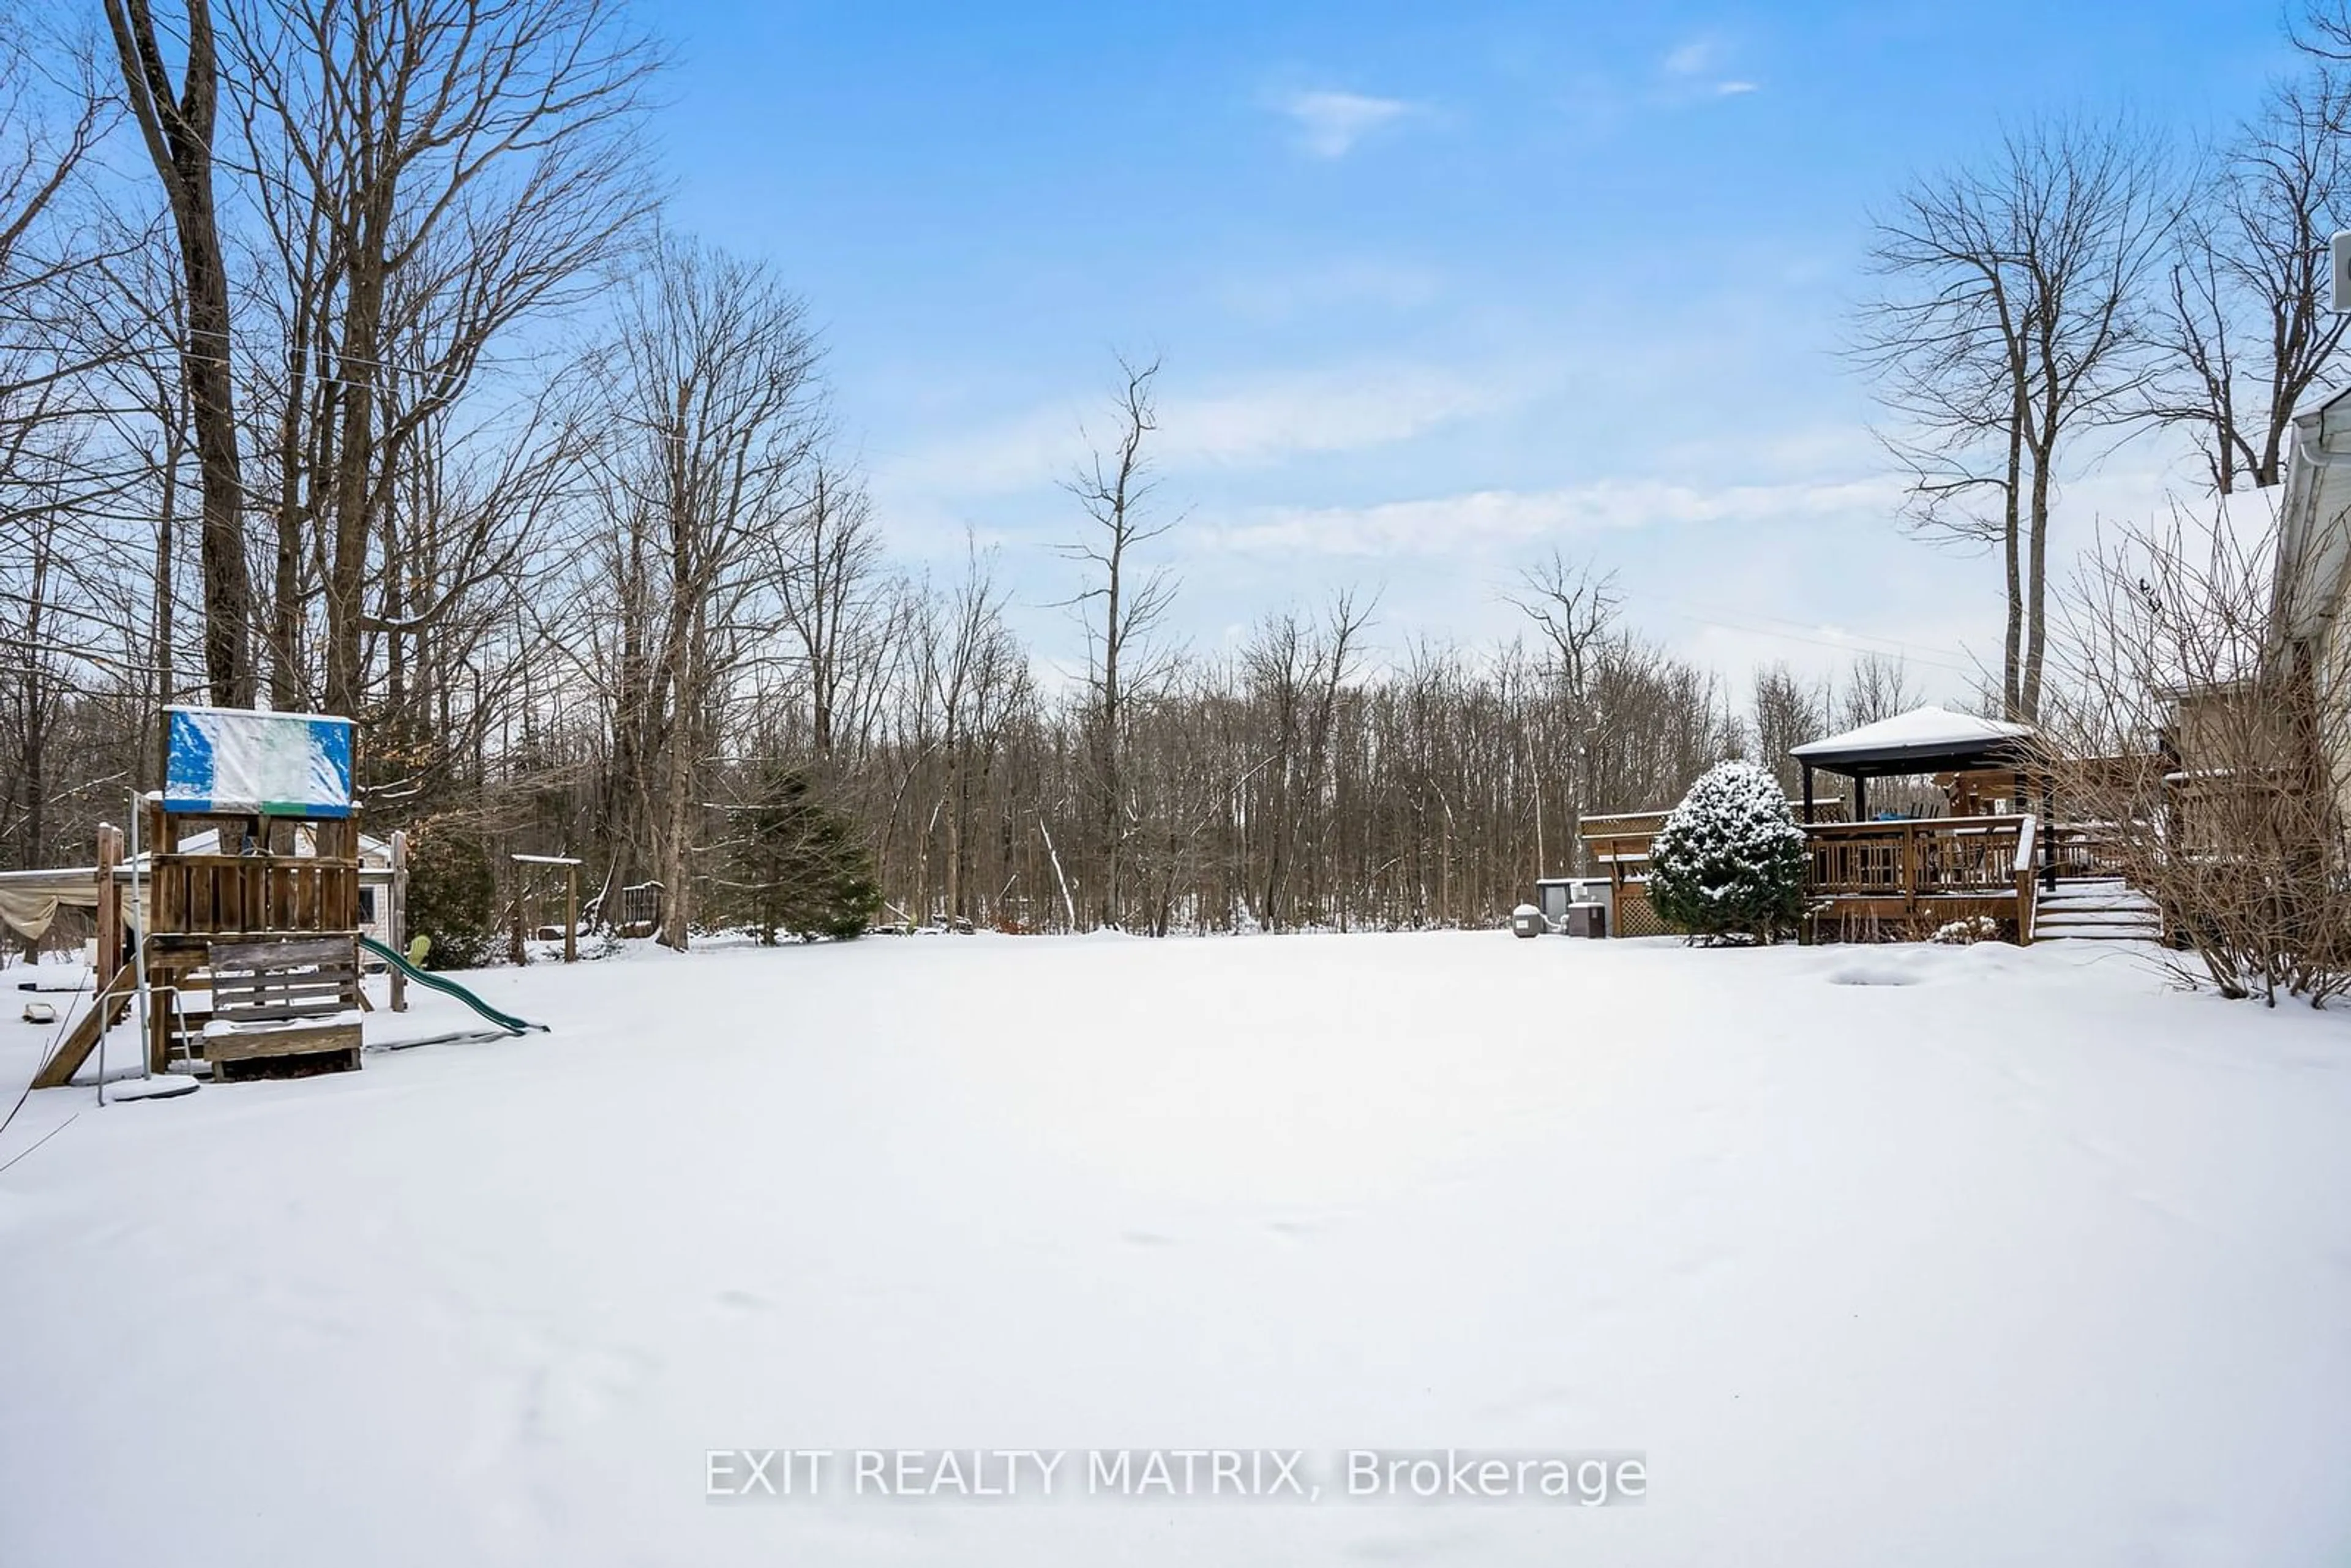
[359,936,549,1035]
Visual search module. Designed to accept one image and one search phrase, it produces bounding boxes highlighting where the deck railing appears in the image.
[1804,815,2031,899]
[2044,820,2135,880]
[1578,798,1842,874]
[1575,806,2042,940]
[1578,811,1669,872]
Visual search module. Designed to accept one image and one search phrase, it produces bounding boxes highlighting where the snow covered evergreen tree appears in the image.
[724,766,882,942]
[405,825,498,969]
[1647,760,1808,945]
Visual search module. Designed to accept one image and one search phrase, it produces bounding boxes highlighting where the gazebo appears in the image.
[1573,706,2116,943]
[1788,706,2037,825]
[1775,706,2055,938]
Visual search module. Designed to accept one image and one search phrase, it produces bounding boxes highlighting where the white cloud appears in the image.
[880,362,1512,498]
[1660,33,1760,99]
[1277,89,1422,159]
[1193,476,1908,558]
[1662,37,1723,77]
[878,404,1090,498]
[1161,364,1502,466]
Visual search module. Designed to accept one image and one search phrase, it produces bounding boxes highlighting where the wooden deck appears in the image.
[1577,809,2045,943]
[1802,814,2040,943]
[1578,811,1673,936]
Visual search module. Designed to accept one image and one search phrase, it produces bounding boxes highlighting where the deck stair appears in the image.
[2034,877,2162,943]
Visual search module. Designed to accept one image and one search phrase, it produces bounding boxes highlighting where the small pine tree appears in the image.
[1647,760,1808,945]
[729,767,881,942]
[405,824,498,969]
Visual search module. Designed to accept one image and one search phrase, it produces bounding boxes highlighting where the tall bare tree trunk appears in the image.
[2001,403,2025,717]
[152,419,182,787]
[107,0,254,707]
[1060,354,1171,931]
[324,192,388,717]
[659,658,697,950]
[2022,425,2055,719]
[1855,119,2170,724]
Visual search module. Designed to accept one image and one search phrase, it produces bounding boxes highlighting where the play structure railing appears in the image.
[140,853,360,939]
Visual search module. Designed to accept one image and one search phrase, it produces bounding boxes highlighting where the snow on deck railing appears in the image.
[2014,814,2038,877]
[1804,816,2025,838]
[1804,815,2038,901]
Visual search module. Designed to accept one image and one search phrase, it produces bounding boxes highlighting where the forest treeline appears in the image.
[1,0,2344,945]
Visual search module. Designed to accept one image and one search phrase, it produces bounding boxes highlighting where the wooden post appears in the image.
[140,800,173,1075]
[564,863,577,964]
[94,823,121,981]
[1801,764,1815,825]
[2040,780,2057,891]
[388,830,409,1011]
[1608,844,1627,940]
[2015,831,2036,948]
[1896,822,1911,914]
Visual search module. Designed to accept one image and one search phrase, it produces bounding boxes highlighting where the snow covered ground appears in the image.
[2,932,2348,1566]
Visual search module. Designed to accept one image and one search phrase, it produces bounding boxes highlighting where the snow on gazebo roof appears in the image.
[1788,705,2035,776]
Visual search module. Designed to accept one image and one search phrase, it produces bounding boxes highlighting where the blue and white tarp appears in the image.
[163,707,355,817]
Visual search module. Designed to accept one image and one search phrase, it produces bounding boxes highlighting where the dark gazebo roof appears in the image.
[1788,705,2035,779]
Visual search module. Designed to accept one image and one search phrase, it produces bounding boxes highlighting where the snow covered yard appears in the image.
[2,932,2348,1566]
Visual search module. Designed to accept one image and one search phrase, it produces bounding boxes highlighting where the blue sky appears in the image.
[653,0,2295,700]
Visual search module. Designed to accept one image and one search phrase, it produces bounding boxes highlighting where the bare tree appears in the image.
[774,463,893,760]
[1507,549,1619,696]
[1835,651,1922,732]
[220,0,658,715]
[2151,73,2350,491]
[104,0,255,706]
[1750,662,1826,794]
[1059,353,1176,928]
[2296,0,2351,75]
[1507,548,1620,868]
[2039,506,2349,1005]
[588,238,819,950]
[1855,118,2175,720]
[1242,591,1372,929]
[910,538,1020,924]
[70,217,201,784]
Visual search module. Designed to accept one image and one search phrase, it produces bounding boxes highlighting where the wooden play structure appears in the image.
[29,707,410,1088]
[144,803,367,1079]
[202,936,366,1077]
